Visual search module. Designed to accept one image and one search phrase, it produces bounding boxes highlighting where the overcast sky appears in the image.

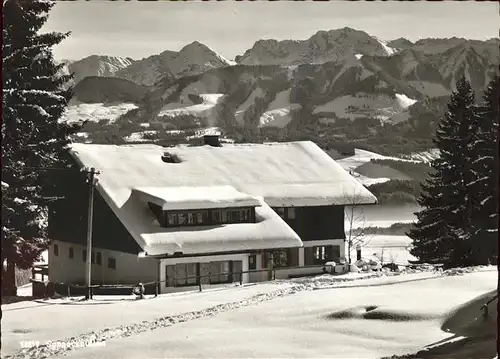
[42,1,499,61]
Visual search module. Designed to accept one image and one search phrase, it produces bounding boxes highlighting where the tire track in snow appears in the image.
[5,285,307,359]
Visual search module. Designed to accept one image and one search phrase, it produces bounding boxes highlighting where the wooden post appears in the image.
[239,271,243,285]
[155,282,159,297]
[68,284,71,298]
[196,263,201,292]
[84,167,100,300]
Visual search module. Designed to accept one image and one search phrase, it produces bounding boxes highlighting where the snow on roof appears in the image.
[70,141,377,208]
[133,185,262,211]
[69,141,377,255]
[131,195,301,256]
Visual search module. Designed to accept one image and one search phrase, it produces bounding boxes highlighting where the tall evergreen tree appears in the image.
[468,75,499,264]
[408,78,478,267]
[2,0,79,295]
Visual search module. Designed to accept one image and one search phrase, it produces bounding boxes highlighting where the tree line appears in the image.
[408,76,499,268]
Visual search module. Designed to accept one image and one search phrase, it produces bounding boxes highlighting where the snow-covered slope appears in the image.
[259,89,301,128]
[60,103,138,124]
[337,149,421,186]
[313,92,416,123]
[157,93,224,126]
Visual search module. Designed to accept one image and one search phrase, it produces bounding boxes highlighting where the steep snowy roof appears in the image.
[69,141,376,255]
[133,185,262,211]
[70,141,376,207]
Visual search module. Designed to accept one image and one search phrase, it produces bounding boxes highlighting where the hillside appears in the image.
[72,77,148,104]
[61,29,498,155]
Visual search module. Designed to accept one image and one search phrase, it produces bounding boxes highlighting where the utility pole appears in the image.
[83,167,100,300]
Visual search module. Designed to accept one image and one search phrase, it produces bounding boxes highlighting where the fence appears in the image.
[481,294,498,319]
[51,264,337,299]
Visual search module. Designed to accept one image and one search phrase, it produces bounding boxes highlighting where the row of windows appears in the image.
[165,208,253,227]
[53,244,116,269]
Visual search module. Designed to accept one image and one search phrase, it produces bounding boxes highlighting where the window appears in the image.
[187,213,196,225]
[82,250,87,262]
[53,244,59,256]
[239,209,250,221]
[91,252,95,264]
[314,246,326,261]
[69,247,74,259]
[167,213,177,226]
[228,208,251,223]
[287,207,296,219]
[196,212,203,224]
[273,250,289,268]
[96,252,102,265]
[249,255,257,270]
[178,213,187,226]
[220,211,228,223]
[108,257,116,269]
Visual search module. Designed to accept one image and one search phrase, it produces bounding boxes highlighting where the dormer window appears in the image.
[150,204,255,228]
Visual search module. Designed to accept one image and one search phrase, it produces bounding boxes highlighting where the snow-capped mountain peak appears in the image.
[66,55,135,84]
[236,27,397,66]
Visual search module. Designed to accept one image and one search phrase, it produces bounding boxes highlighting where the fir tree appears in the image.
[468,76,499,264]
[408,78,478,267]
[2,0,79,295]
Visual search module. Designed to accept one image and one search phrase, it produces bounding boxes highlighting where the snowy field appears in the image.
[312,92,415,124]
[157,93,224,120]
[355,235,416,265]
[3,268,496,359]
[1,283,291,357]
[6,269,490,359]
[60,103,138,124]
[259,89,301,128]
[336,148,422,186]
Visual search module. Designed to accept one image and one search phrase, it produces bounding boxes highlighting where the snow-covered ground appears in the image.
[123,130,158,143]
[353,235,415,266]
[1,283,291,357]
[376,37,398,56]
[60,103,138,124]
[338,149,419,172]
[312,93,413,123]
[8,269,492,359]
[403,149,440,163]
[235,87,265,126]
[259,89,301,128]
[157,93,224,121]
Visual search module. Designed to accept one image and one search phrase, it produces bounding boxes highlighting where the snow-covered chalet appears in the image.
[48,136,377,293]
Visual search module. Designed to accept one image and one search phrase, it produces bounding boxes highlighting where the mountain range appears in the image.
[62,27,499,154]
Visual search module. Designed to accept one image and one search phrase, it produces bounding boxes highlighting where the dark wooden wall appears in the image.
[48,174,142,255]
[283,206,346,241]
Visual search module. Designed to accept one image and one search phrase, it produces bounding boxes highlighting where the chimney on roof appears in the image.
[203,134,221,147]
